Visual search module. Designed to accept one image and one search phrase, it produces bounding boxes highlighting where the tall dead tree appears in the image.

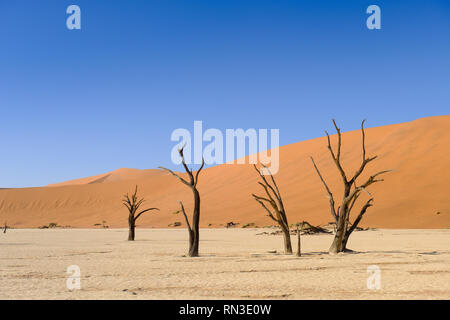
[122,185,159,241]
[311,120,390,254]
[159,146,205,257]
[252,164,292,254]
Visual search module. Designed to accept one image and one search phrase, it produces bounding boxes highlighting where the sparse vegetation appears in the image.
[38,222,64,229]
[226,222,239,228]
[168,222,182,227]
[242,222,257,229]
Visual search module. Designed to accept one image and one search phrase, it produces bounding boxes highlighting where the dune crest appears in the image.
[46,168,165,187]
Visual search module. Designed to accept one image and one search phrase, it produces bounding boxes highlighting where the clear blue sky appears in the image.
[1,0,449,188]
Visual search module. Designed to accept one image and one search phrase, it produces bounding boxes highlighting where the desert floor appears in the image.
[0,228,449,299]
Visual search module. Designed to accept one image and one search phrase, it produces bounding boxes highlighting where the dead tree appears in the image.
[159,147,205,257]
[252,164,292,254]
[296,222,305,257]
[311,120,390,254]
[122,185,159,241]
[3,221,7,234]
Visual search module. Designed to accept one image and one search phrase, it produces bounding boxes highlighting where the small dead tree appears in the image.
[311,120,390,254]
[122,185,159,241]
[159,146,205,257]
[3,221,7,234]
[252,164,292,254]
[296,222,305,257]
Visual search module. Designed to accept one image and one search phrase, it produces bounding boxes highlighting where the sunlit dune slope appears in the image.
[0,116,449,229]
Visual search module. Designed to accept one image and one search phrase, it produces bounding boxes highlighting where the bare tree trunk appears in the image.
[179,201,198,257]
[188,189,201,257]
[329,232,344,254]
[329,208,347,254]
[128,215,135,241]
[341,233,350,251]
[330,232,352,253]
[281,224,292,254]
[187,229,194,254]
[296,224,302,257]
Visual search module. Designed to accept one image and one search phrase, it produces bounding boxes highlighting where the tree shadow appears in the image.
[342,250,450,255]
[300,251,329,257]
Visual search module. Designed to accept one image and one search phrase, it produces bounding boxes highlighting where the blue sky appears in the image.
[0,0,449,187]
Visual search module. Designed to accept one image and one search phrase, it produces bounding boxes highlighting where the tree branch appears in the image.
[194,157,205,187]
[349,120,379,184]
[252,193,273,204]
[158,166,191,187]
[254,165,283,211]
[326,120,348,183]
[178,201,192,232]
[177,147,194,185]
[253,196,278,223]
[134,207,159,221]
[347,198,373,235]
[343,169,392,208]
[310,156,338,223]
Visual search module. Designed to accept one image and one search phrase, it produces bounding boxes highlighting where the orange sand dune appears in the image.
[46,168,165,187]
[0,116,449,229]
